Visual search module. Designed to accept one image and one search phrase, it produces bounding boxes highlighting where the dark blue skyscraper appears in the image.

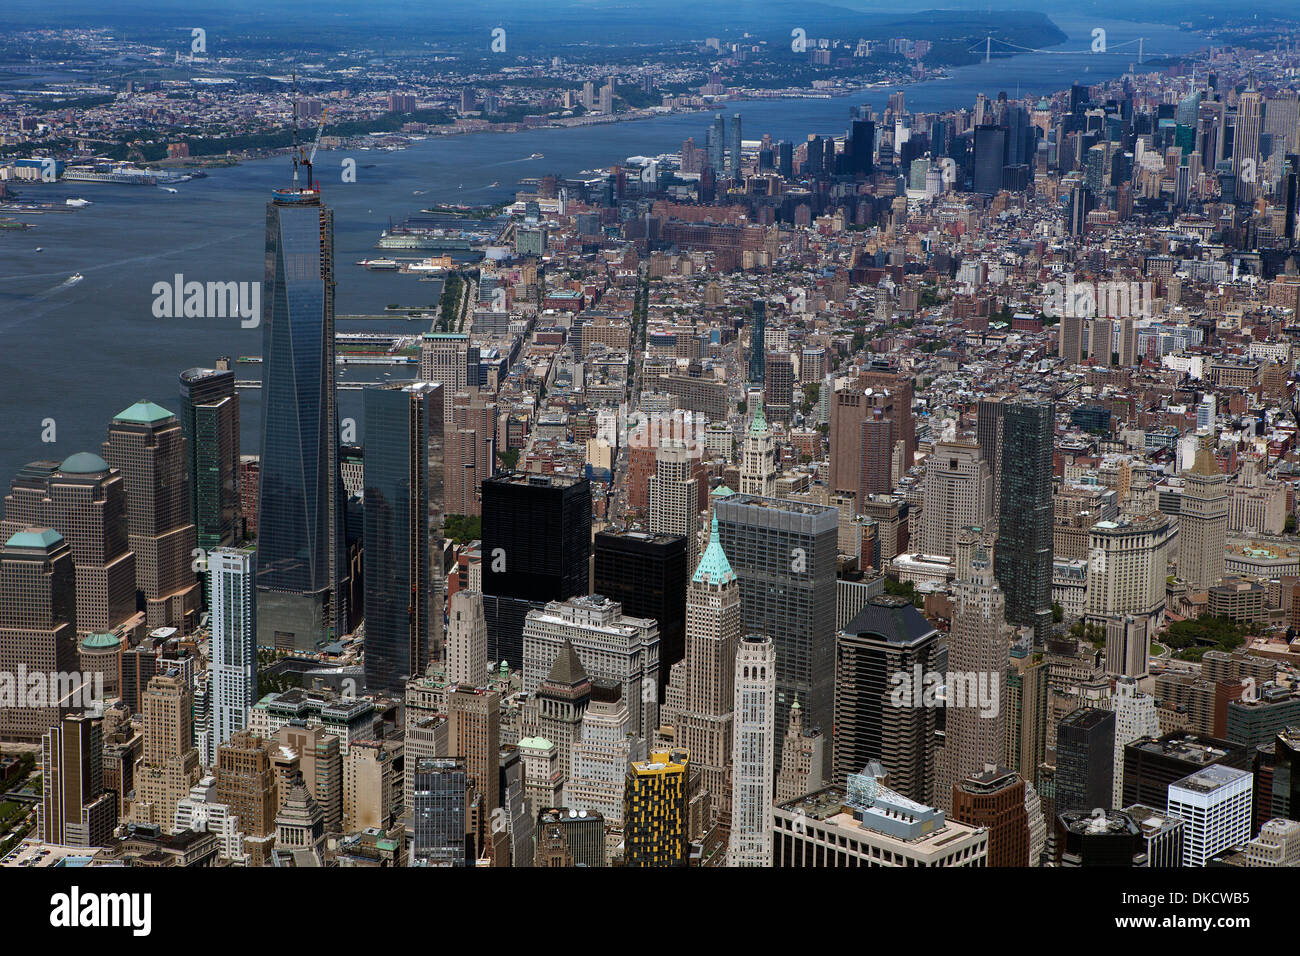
[994,400,1055,637]
[974,125,1008,195]
[178,366,240,554]
[256,180,346,650]
[748,299,766,386]
[362,382,444,695]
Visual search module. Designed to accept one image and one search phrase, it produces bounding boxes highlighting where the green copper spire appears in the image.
[748,402,769,435]
[692,514,736,586]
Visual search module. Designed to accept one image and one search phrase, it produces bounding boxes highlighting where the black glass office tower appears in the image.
[593,530,688,697]
[995,400,1054,637]
[178,366,240,554]
[974,124,1008,195]
[1055,707,1116,816]
[256,184,347,650]
[362,382,443,695]
[748,300,766,386]
[482,473,592,668]
[849,119,875,176]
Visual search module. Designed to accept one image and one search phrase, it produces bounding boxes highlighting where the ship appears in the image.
[528,152,544,159]
[356,258,400,271]
[159,186,179,194]
[65,198,92,207]
[376,230,475,251]
[68,273,83,284]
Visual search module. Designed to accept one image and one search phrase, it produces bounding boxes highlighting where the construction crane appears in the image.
[301,106,328,191]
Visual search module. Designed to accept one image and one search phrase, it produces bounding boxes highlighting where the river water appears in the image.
[0,15,1206,480]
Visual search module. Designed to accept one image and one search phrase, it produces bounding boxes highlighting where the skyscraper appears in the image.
[593,530,687,698]
[40,712,116,847]
[178,366,240,553]
[975,398,1005,517]
[0,529,77,743]
[102,400,201,632]
[362,382,444,695]
[256,178,346,651]
[1055,707,1115,816]
[739,405,778,498]
[649,444,700,573]
[2,456,136,636]
[728,113,742,180]
[936,527,1010,812]
[482,473,591,668]
[1178,444,1228,592]
[208,547,256,768]
[974,124,1008,194]
[522,595,660,744]
[730,634,776,867]
[446,589,488,687]
[411,757,469,866]
[447,685,500,820]
[445,390,496,517]
[747,300,766,385]
[995,401,1055,637]
[716,494,838,775]
[1232,88,1263,202]
[663,516,740,825]
[950,765,1030,867]
[834,595,940,802]
[132,669,201,833]
[624,748,689,867]
[919,444,993,560]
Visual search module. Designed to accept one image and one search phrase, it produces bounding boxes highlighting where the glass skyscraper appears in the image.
[748,299,766,386]
[715,493,838,779]
[995,400,1055,637]
[255,184,346,650]
[362,382,444,695]
[178,366,240,553]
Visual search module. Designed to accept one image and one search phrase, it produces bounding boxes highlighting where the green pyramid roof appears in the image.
[4,528,64,550]
[749,403,769,435]
[114,400,174,425]
[692,514,736,586]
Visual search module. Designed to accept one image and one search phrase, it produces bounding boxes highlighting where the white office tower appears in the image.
[522,595,660,743]
[1109,677,1159,809]
[565,682,645,827]
[447,590,488,687]
[174,775,248,863]
[1166,765,1253,867]
[729,634,776,867]
[649,443,700,571]
[1177,445,1228,593]
[1196,394,1216,433]
[739,404,777,498]
[936,527,1010,813]
[920,444,993,560]
[208,547,257,768]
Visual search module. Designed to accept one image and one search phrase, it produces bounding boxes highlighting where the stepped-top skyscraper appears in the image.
[1178,444,1227,592]
[255,164,347,650]
[994,401,1054,637]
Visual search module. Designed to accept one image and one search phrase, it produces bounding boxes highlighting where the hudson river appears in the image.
[0,16,1206,481]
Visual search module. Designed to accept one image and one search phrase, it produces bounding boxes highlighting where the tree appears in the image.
[1287,513,1297,534]
[1052,602,1064,624]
